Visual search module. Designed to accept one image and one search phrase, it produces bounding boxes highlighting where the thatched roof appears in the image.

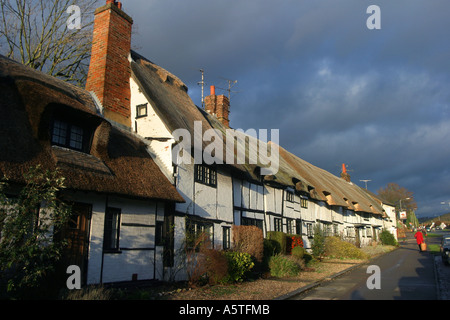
[130,50,386,215]
[0,54,184,203]
[276,144,384,215]
[131,51,257,181]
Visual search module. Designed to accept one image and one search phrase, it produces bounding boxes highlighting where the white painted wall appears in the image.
[130,76,175,181]
[62,192,163,284]
[382,203,398,240]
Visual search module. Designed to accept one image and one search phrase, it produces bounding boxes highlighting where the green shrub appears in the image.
[223,251,254,283]
[379,229,398,246]
[311,224,325,260]
[291,246,306,259]
[267,231,287,254]
[268,254,302,278]
[262,239,278,272]
[303,252,313,265]
[263,239,279,257]
[324,236,368,259]
[0,165,72,299]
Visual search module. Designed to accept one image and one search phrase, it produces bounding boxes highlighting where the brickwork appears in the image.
[86,1,133,127]
[205,93,230,128]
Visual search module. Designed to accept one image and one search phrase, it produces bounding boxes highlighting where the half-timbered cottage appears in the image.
[0,0,398,287]
[0,54,184,285]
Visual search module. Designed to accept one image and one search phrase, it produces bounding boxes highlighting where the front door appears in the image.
[60,202,92,286]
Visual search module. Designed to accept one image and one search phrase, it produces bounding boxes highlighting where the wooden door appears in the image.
[61,203,91,286]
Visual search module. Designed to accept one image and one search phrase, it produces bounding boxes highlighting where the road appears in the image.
[290,231,447,300]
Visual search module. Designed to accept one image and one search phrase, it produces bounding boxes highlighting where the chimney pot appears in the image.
[106,0,122,9]
[210,85,215,96]
[340,163,351,182]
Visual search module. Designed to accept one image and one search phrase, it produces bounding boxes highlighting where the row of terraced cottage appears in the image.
[0,1,397,286]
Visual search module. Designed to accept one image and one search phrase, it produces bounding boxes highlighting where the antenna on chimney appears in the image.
[198,69,206,109]
[217,77,239,103]
[360,180,372,189]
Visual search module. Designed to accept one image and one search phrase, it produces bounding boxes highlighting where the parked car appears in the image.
[440,237,450,265]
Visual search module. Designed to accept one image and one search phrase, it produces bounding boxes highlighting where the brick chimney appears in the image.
[204,86,230,128]
[340,163,351,182]
[86,0,133,128]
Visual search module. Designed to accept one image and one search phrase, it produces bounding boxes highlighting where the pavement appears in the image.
[435,255,450,300]
[277,237,450,300]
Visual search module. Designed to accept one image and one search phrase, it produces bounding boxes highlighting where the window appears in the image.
[346,227,355,238]
[295,219,302,236]
[286,191,294,202]
[155,220,164,246]
[333,224,339,236]
[323,223,332,237]
[103,207,121,252]
[274,218,282,232]
[301,197,308,209]
[51,118,88,152]
[223,226,231,250]
[195,164,217,187]
[186,217,213,250]
[286,219,294,234]
[307,223,313,238]
[241,217,263,230]
[136,103,148,118]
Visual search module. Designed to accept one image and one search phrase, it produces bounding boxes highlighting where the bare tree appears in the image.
[0,0,99,87]
[377,182,418,212]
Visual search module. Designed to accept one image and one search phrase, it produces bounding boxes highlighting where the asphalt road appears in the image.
[290,232,445,300]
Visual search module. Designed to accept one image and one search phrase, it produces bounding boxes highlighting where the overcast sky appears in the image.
[123,0,450,218]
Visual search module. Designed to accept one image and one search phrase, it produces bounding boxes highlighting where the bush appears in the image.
[379,229,398,246]
[266,231,287,255]
[203,248,229,285]
[324,236,368,259]
[223,251,254,283]
[288,234,304,253]
[268,254,302,278]
[0,166,72,299]
[291,246,306,259]
[263,239,279,257]
[232,225,263,263]
[311,224,326,260]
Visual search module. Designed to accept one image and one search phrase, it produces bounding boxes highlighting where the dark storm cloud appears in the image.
[125,0,450,217]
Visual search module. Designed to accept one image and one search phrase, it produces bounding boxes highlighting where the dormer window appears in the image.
[52,119,84,150]
[51,115,92,153]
